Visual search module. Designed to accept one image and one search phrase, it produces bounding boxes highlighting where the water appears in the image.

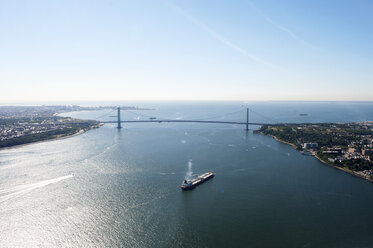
[1,101,373,247]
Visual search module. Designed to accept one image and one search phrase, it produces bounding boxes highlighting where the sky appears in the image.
[0,0,372,102]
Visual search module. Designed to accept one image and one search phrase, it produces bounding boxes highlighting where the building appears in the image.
[348,147,357,153]
[303,143,318,149]
[362,149,373,156]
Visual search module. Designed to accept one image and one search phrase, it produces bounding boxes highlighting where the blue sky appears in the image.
[1,0,372,102]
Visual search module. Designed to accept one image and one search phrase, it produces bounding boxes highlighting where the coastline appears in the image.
[0,124,102,151]
[259,132,373,183]
[266,134,298,149]
[313,152,373,183]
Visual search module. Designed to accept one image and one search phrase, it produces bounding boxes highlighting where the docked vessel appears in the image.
[181,171,214,190]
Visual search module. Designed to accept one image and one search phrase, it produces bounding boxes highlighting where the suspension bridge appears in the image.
[100,107,272,131]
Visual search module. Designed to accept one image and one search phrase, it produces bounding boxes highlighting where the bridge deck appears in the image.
[102,120,267,126]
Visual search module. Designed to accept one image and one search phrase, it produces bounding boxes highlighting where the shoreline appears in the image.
[312,153,373,183]
[266,134,298,149]
[259,132,373,183]
[0,124,102,151]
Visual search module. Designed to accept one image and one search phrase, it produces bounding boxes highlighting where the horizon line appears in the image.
[1,99,373,105]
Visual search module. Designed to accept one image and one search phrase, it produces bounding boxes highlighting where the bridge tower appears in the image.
[117,106,122,129]
[246,108,249,131]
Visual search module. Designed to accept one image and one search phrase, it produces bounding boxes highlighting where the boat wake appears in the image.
[127,194,168,211]
[158,172,176,175]
[0,174,74,203]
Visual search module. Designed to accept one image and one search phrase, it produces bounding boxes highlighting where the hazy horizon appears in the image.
[2,99,373,105]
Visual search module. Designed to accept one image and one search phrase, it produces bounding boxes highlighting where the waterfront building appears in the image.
[303,143,318,149]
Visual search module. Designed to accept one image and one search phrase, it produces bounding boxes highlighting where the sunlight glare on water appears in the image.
[1,102,373,247]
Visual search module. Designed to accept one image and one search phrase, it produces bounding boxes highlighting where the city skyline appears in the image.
[1,0,372,102]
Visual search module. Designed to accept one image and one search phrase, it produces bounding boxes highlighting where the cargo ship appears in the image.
[181,171,214,190]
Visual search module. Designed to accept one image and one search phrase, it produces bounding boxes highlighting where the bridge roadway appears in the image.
[101,120,268,126]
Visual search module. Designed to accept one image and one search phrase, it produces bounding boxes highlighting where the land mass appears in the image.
[256,122,373,181]
[0,105,105,149]
[0,105,155,149]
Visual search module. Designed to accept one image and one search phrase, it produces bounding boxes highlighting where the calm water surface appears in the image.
[1,101,373,247]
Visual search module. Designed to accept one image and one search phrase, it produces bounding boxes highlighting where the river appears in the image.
[1,101,373,247]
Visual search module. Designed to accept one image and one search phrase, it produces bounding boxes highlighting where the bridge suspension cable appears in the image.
[187,109,246,121]
[124,110,160,119]
[122,108,247,122]
[248,108,276,124]
[94,109,117,120]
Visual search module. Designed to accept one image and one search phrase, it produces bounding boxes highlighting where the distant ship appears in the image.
[299,113,308,116]
[181,171,214,190]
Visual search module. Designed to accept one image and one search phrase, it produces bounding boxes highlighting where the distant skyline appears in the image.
[1,0,372,102]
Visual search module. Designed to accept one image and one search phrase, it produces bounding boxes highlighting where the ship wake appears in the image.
[0,174,74,203]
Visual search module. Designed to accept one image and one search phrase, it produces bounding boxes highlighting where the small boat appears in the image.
[181,171,214,190]
[149,117,157,120]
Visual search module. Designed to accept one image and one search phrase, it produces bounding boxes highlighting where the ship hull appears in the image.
[181,172,214,190]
